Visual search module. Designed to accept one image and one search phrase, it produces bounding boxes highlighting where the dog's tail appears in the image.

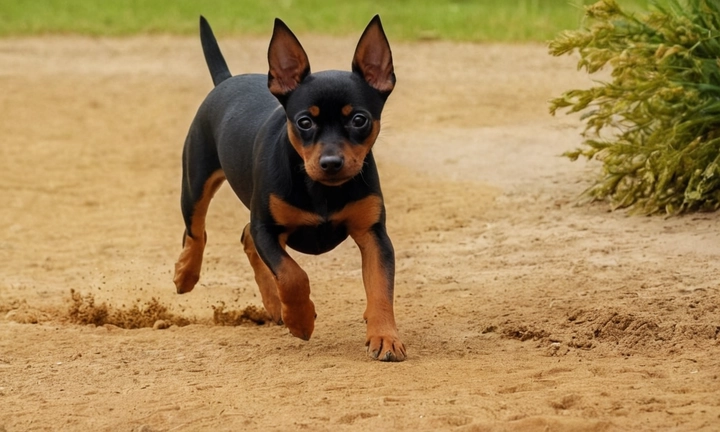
[199,16,232,87]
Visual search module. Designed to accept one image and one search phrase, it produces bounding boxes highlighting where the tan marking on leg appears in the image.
[242,224,282,323]
[242,226,313,337]
[334,194,405,361]
[352,230,405,361]
[173,233,205,294]
[173,170,226,294]
[275,255,315,341]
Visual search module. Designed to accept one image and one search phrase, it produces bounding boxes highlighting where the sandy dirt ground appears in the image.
[1,32,719,431]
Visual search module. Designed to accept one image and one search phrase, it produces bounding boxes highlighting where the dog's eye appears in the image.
[296,117,314,131]
[351,114,368,128]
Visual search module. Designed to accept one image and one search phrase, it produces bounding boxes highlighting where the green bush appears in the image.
[550,0,720,214]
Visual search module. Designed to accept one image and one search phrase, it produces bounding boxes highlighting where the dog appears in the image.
[173,15,405,361]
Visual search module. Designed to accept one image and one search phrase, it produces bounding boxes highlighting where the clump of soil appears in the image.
[502,324,550,342]
[563,307,719,355]
[9,290,272,329]
[212,302,271,326]
[3,300,49,324]
[67,289,192,328]
[501,303,720,357]
[0,298,22,315]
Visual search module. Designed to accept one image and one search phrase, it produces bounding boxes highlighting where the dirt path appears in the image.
[1,35,718,431]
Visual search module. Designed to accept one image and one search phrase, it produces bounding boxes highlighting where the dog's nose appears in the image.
[319,155,344,173]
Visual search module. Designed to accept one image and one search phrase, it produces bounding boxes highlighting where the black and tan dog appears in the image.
[173,16,405,361]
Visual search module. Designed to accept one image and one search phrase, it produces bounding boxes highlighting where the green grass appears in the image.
[0,0,649,42]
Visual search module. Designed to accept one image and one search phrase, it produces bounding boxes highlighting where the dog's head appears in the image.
[267,16,395,187]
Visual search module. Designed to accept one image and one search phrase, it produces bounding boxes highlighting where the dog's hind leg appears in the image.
[174,127,225,294]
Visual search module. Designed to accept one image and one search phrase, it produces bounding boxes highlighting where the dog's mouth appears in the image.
[303,158,362,187]
[312,172,355,187]
[318,177,352,187]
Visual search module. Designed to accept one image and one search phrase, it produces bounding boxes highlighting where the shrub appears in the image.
[550,0,720,214]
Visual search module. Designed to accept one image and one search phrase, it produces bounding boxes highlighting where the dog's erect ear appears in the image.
[352,15,395,96]
[268,18,310,99]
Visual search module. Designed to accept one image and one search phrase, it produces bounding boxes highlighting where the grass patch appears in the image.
[0,0,648,41]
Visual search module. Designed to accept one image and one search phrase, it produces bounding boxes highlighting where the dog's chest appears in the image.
[269,196,349,254]
[269,193,381,230]
[284,222,348,255]
[268,193,383,255]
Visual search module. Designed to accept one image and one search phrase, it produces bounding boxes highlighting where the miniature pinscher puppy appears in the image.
[173,15,405,361]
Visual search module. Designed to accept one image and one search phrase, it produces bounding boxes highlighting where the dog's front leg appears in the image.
[251,224,316,341]
[241,224,282,324]
[351,225,406,362]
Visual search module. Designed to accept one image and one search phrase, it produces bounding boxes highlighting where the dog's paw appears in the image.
[366,333,406,362]
[173,234,204,294]
[266,307,283,326]
[281,300,316,341]
[260,294,283,325]
[173,262,199,294]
